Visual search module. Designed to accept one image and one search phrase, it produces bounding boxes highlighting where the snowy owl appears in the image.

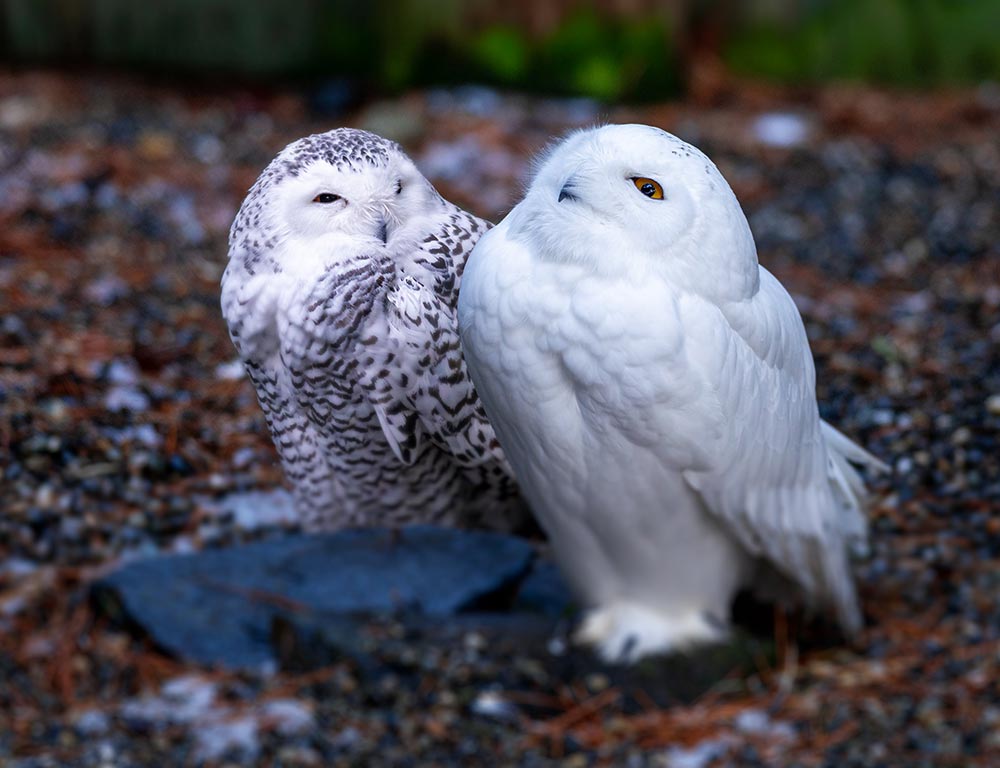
[458,124,886,662]
[222,128,525,531]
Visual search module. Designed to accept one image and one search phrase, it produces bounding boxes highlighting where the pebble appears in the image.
[329,726,362,751]
[205,488,298,531]
[751,112,810,148]
[192,715,259,763]
[72,709,111,736]
[470,690,519,721]
[986,394,1000,415]
[215,360,246,380]
[586,672,611,692]
[104,385,150,413]
[661,738,732,768]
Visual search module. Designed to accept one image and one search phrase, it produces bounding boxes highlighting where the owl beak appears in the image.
[375,216,388,244]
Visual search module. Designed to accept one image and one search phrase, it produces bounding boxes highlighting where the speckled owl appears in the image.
[221,128,525,531]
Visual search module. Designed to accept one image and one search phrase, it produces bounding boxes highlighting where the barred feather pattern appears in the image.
[222,129,525,531]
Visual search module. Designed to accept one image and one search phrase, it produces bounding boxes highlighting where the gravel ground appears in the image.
[1,70,999,766]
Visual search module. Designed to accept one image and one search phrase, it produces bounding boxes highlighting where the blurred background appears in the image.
[3,0,1000,97]
[1,2,999,767]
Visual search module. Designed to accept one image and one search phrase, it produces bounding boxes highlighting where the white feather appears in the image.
[459,124,885,661]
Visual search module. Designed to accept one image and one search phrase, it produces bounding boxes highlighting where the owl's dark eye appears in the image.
[395,180,403,195]
[312,193,342,204]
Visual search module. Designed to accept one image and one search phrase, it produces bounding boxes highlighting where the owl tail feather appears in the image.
[821,419,889,556]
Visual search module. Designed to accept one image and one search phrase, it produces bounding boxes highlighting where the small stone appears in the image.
[359,101,423,143]
[192,715,259,763]
[193,134,224,164]
[871,408,895,426]
[215,360,246,380]
[951,427,972,445]
[330,726,361,750]
[0,94,49,129]
[662,737,731,768]
[105,359,141,386]
[84,274,129,305]
[207,488,298,531]
[752,112,810,148]
[735,708,771,733]
[259,699,313,735]
[275,746,322,766]
[104,385,150,413]
[586,673,610,692]
[547,636,568,656]
[137,131,176,161]
[463,631,487,652]
[72,708,110,735]
[231,447,256,470]
[470,690,519,721]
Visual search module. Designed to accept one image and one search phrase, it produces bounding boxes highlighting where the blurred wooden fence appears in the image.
[0,0,371,75]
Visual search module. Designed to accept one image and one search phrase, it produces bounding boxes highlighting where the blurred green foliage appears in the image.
[471,26,531,84]
[727,0,1000,85]
[413,9,678,101]
[1,0,998,96]
[532,11,677,100]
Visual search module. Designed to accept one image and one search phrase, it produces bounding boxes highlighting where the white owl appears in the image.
[222,128,525,531]
[457,124,886,662]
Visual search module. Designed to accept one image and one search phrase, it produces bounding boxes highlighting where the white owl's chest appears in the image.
[468,260,699,595]
[498,263,683,402]
[471,254,684,485]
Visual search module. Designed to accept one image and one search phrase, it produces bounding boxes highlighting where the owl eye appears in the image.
[631,177,664,200]
[395,180,403,195]
[312,193,342,204]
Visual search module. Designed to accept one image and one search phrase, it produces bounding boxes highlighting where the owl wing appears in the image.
[411,204,490,310]
[358,208,507,472]
[221,265,340,519]
[675,267,879,635]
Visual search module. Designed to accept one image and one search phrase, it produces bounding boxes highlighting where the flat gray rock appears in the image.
[94,526,541,669]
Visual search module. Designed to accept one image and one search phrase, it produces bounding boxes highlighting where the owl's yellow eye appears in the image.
[631,177,664,200]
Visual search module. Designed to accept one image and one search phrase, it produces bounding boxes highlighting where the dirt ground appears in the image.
[1,69,999,766]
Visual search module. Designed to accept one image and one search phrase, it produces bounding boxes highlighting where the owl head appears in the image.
[510,124,759,299]
[229,128,440,275]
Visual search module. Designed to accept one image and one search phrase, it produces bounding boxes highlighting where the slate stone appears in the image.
[93,526,538,669]
[511,558,575,617]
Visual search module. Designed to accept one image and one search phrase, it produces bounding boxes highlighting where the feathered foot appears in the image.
[574,601,727,664]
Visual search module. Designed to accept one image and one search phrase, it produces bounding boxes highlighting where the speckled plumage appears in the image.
[222,128,524,530]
